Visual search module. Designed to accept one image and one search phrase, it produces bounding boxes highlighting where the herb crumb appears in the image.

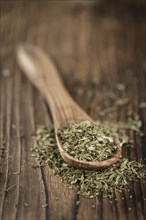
[76,201,80,206]
[32,121,146,199]
[139,102,146,109]
[42,203,48,208]
[2,69,12,78]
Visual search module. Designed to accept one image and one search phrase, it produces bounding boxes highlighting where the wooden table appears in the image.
[0,1,146,220]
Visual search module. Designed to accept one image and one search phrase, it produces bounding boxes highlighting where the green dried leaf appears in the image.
[139,102,146,109]
[32,122,146,198]
[59,121,117,162]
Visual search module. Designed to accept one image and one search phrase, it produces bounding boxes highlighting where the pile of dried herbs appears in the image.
[32,121,146,198]
[58,121,117,161]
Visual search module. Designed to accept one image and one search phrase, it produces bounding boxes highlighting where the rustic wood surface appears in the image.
[0,1,146,220]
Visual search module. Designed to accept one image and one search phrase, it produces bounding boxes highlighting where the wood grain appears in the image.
[0,1,146,220]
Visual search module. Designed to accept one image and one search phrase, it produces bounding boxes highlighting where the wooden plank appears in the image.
[89,5,146,220]
[0,1,146,220]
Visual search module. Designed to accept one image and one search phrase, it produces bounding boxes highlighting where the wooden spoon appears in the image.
[16,45,122,170]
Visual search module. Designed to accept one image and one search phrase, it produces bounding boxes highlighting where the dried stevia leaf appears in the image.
[139,102,146,109]
[32,121,146,198]
[126,116,143,135]
[58,121,117,162]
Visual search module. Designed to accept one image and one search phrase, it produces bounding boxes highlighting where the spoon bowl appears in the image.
[17,45,122,170]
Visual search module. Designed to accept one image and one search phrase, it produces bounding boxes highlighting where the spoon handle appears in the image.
[17,45,122,170]
[17,45,91,128]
